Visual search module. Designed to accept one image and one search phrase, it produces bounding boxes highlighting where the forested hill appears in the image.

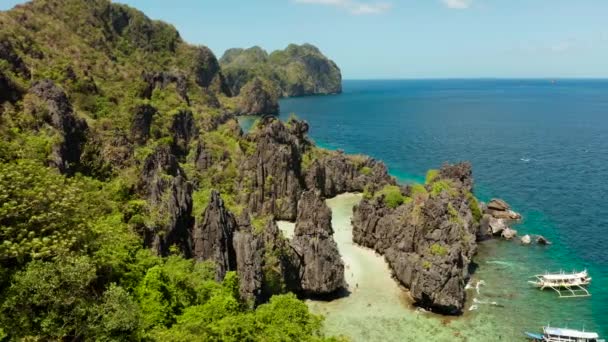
[220,44,342,98]
[0,0,373,340]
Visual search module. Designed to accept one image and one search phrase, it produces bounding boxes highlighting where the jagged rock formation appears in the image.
[193,190,237,280]
[170,109,198,158]
[220,44,342,99]
[236,77,279,115]
[192,46,230,96]
[238,117,393,221]
[480,198,522,238]
[142,71,190,105]
[291,190,345,294]
[237,117,309,220]
[130,104,156,145]
[352,162,479,314]
[140,146,194,257]
[28,80,88,175]
[305,151,394,198]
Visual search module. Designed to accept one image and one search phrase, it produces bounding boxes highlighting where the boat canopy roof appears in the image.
[544,327,599,339]
[539,271,587,281]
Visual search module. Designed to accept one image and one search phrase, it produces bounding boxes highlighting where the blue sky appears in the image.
[2,0,608,78]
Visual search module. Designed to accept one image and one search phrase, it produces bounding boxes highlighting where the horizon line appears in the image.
[341,77,608,81]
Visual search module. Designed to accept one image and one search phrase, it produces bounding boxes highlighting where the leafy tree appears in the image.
[0,161,91,264]
[0,256,97,340]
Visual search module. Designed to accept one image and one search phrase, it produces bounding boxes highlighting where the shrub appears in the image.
[0,161,91,263]
[422,261,432,270]
[467,192,482,223]
[359,166,372,175]
[430,243,448,257]
[425,169,439,184]
[376,185,405,209]
[430,179,457,197]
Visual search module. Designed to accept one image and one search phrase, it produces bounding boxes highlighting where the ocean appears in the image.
[276,79,608,340]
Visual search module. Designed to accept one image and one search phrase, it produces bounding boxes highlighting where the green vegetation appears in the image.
[425,169,439,184]
[220,44,342,97]
[430,243,448,257]
[422,260,432,270]
[359,166,372,175]
[467,192,483,223]
[0,0,340,340]
[430,179,458,197]
[376,185,406,209]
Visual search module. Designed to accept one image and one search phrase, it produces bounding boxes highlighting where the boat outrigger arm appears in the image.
[528,270,592,298]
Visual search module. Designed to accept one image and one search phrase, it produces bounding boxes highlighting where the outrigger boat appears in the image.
[525,326,604,342]
[528,270,591,298]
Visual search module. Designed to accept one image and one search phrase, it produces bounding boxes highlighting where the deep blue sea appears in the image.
[278,80,608,337]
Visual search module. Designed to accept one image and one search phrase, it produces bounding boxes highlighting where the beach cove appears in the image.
[274,79,608,339]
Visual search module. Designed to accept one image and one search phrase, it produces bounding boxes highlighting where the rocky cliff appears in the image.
[139,145,194,257]
[238,116,394,220]
[291,190,345,294]
[352,162,480,314]
[220,44,342,104]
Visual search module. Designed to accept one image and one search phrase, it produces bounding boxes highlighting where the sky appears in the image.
[1,0,608,79]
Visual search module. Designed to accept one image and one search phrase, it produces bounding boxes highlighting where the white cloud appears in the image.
[441,0,473,9]
[294,0,392,15]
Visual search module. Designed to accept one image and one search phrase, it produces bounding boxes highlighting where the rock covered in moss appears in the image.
[220,43,342,98]
[193,190,237,280]
[352,162,479,314]
[140,145,194,257]
[28,80,88,175]
[236,77,279,115]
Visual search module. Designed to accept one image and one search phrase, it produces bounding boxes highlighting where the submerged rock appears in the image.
[536,235,551,245]
[291,190,345,294]
[501,227,518,240]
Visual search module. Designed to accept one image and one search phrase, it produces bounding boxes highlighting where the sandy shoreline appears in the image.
[278,193,522,341]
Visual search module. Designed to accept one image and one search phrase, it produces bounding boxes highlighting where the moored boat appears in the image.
[524,326,604,342]
[528,270,591,298]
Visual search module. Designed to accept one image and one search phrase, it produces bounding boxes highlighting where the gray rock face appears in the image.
[352,162,478,314]
[0,72,21,104]
[305,151,394,198]
[141,71,190,105]
[238,117,308,220]
[237,77,279,115]
[238,117,393,221]
[170,109,198,158]
[130,104,156,145]
[291,190,345,294]
[192,46,230,96]
[140,146,194,257]
[233,219,264,305]
[29,80,88,175]
[193,190,237,280]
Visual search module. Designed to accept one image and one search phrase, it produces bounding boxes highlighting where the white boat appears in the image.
[528,270,591,298]
[525,326,604,342]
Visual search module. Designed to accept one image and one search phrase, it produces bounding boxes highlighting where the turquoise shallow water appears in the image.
[278,80,608,338]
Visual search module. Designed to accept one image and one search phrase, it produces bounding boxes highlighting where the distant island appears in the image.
[221,44,342,115]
